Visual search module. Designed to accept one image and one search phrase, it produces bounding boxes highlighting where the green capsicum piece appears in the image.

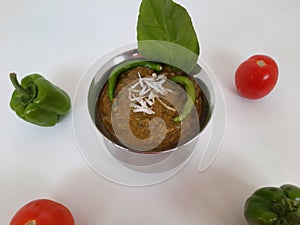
[244,184,300,225]
[170,75,196,122]
[9,72,71,127]
[108,59,162,102]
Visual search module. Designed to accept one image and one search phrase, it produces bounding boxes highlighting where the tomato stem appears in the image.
[26,220,36,225]
[256,60,266,67]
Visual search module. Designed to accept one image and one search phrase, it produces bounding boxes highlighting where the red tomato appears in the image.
[235,54,279,99]
[10,199,74,225]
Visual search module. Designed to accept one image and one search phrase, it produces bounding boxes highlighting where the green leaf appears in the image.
[137,0,199,73]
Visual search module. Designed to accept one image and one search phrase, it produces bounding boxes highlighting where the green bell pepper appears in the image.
[244,184,300,225]
[9,72,71,127]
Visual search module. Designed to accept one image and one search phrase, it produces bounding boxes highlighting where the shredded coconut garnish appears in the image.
[128,72,175,114]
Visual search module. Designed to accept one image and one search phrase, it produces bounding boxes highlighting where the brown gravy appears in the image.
[95,64,210,152]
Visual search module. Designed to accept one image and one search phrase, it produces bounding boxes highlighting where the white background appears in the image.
[1,0,300,224]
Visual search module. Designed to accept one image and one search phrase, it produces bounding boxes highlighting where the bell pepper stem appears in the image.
[9,72,30,95]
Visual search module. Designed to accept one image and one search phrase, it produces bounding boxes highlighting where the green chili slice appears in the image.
[171,75,196,122]
[108,59,162,101]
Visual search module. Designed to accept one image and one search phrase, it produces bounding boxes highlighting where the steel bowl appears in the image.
[87,44,215,172]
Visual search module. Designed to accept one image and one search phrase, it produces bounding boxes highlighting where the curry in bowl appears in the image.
[94,59,211,152]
